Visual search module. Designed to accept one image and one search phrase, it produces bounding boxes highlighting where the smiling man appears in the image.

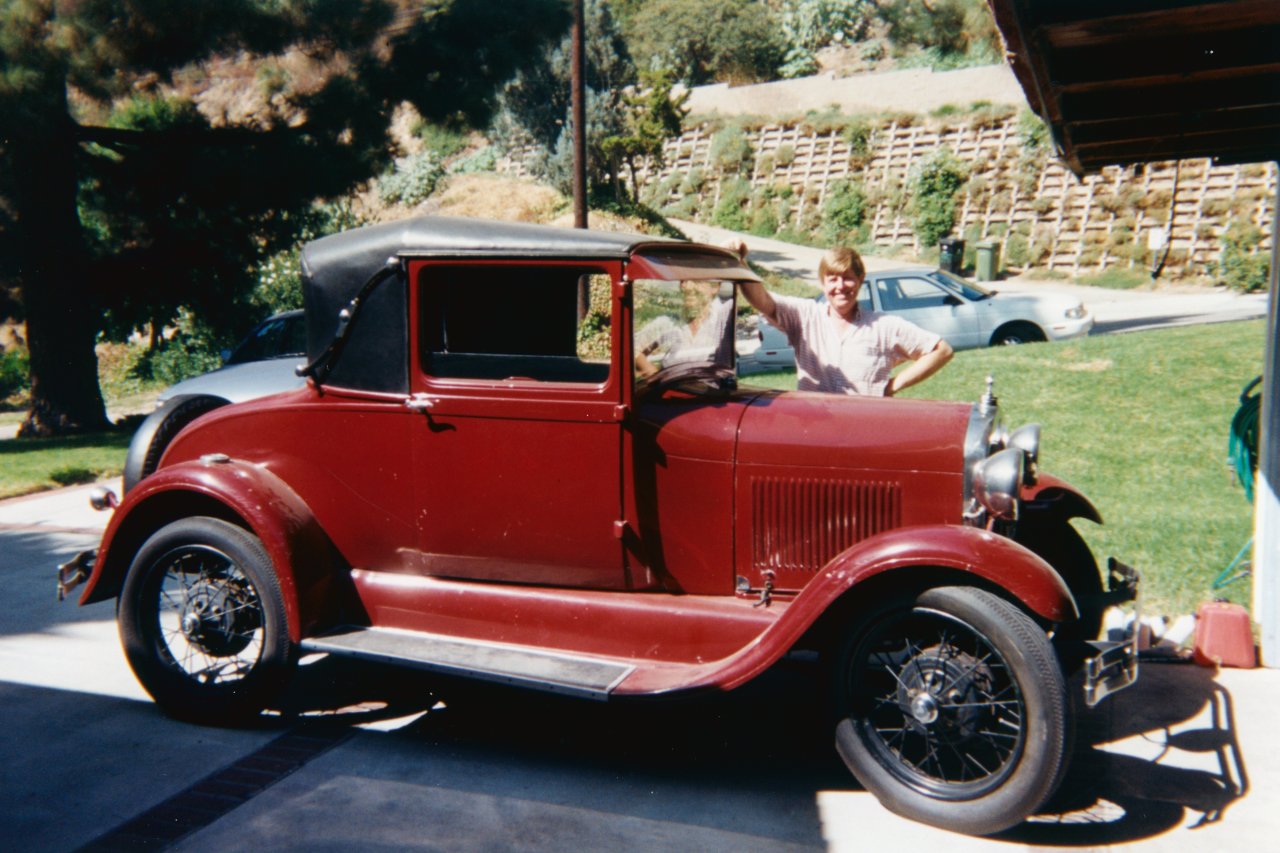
[737,245,954,397]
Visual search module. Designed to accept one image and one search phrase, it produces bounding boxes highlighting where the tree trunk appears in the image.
[13,111,110,437]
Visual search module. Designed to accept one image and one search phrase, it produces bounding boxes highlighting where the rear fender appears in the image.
[80,457,343,642]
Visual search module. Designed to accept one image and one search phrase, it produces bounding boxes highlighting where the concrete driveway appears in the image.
[2,480,1279,852]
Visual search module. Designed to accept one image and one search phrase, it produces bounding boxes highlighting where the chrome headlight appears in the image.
[1064,304,1087,320]
[1007,423,1040,485]
[973,448,1024,520]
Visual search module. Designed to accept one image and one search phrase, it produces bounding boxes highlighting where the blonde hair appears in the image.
[818,247,866,283]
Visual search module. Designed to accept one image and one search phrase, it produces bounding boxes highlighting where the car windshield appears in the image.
[227,314,306,364]
[633,279,736,386]
[933,269,994,301]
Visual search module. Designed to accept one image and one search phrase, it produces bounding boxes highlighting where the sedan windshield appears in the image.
[933,269,994,301]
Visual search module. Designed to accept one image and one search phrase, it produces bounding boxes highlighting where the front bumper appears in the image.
[56,549,96,601]
[1046,313,1095,342]
[1082,558,1140,707]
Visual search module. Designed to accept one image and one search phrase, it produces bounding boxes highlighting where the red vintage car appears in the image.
[58,216,1137,836]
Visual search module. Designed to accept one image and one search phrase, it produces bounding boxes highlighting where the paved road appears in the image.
[672,219,1271,337]
[2,482,1280,852]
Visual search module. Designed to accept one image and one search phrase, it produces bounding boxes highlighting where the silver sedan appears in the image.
[737,268,1092,373]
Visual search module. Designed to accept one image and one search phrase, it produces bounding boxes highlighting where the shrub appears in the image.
[378,152,446,207]
[50,466,100,486]
[909,150,968,247]
[142,335,224,386]
[1220,218,1270,292]
[709,125,754,175]
[712,178,752,230]
[1030,197,1055,215]
[749,202,780,236]
[821,178,868,242]
[843,119,873,169]
[453,145,498,174]
[1004,232,1029,267]
[0,347,29,400]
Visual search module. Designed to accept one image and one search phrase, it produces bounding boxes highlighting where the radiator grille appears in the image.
[751,477,901,572]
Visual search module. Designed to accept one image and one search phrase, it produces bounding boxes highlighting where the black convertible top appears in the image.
[298,216,700,394]
[303,215,671,274]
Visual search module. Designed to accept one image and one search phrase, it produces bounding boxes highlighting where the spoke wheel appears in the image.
[120,517,293,725]
[834,586,1069,835]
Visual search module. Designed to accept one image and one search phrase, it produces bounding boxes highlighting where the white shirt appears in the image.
[770,295,942,396]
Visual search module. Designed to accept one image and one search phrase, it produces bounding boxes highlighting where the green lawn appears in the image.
[747,319,1266,618]
[0,430,133,499]
[3,321,1265,619]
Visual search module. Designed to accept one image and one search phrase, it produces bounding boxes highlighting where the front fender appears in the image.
[81,457,342,643]
[790,524,1078,625]
[624,524,1077,696]
[1024,472,1102,524]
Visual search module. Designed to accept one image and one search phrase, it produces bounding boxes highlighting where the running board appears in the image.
[300,627,635,700]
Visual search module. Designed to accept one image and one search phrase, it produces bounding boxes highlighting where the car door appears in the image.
[407,259,628,590]
[870,274,983,349]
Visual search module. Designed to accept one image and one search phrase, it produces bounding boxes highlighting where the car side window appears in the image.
[875,277,951,311]
[419,265,612,384]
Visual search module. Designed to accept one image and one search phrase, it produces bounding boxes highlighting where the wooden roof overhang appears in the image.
[987,0,1280,175]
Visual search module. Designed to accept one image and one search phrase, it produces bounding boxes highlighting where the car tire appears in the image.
[833,586,1070,836]
[118,516,294,725]
[122,394,229,493]
[990,322,1045,346]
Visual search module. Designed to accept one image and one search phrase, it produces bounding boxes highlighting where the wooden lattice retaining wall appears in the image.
[503,115,1276,279]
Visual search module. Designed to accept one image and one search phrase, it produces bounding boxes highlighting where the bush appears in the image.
[249,202,363,318]
[0,347,29,399]
[453,145,498,174]
[378,152,447,207]
[709,125,754,175]
[909,150,967,247]
[50,466,100,486]
[1220,218,1270,292]
[712,177,752,230]
[141,336,224,386]
[1004,233,1029,267]
[821,178,867,243]
[843,119,874,169]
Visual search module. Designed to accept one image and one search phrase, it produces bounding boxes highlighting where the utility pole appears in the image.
[571,0,587,230]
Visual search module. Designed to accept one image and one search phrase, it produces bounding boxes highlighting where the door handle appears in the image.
[405,394,436,412]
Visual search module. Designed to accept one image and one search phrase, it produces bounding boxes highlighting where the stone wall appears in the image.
[635,115,1276,278]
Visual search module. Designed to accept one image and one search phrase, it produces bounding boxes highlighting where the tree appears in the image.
[624,0,785,86]
[873,0,1002,67]
[492,0,634,196]
[599,69,689,202]
[0,0,569,436]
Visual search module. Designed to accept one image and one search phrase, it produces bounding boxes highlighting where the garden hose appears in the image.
[1228,376,1261,502]
[1214,376,1261,589]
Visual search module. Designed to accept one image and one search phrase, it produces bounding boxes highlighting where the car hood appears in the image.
[738,390,970,473]
[157,358,307,405]
[988,292,1086,315]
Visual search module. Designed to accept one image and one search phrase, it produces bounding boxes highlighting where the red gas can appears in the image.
[1192,601,1257,668]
